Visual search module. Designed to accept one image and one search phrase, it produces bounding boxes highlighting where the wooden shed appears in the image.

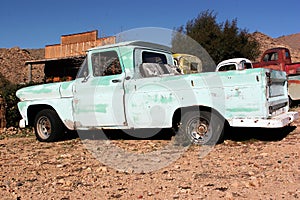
[25,30,116,82]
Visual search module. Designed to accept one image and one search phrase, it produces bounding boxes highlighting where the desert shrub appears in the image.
[0,73,37,127]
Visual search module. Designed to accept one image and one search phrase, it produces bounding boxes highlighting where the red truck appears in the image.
[253,47,300,104]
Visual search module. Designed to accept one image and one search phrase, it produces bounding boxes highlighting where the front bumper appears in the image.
[228,111,299,128]
[19,118,26,128]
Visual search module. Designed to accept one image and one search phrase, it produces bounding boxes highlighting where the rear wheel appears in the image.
[288,95,294,108]
[175,110,225,145]
[34,109,65,142]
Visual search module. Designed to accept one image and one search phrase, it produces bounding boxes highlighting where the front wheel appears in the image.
[34,109,65,142]
[175,110,225,145]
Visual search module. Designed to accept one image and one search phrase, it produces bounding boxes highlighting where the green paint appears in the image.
[61,81,74,90]
[91,77,112,86]
[131,103,137,107]
[153,94,159,102]
[24,83,60,94]
[18,102,27,111]
[23,87,52,94]
[227,107,259,112]
[35,88,53,94]
[95,104,108,113]
[160,95,173,104]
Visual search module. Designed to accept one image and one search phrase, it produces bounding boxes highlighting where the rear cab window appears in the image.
[134,48,176,78]
[218,64,236,71]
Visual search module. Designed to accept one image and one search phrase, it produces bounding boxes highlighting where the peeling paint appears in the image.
[61,81,73,90]
[95,104,108,113]
[160,94,174,104]
[227,107,260,113]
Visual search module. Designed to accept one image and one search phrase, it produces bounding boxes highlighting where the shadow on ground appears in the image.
[61,125,296,144]
[74,128,175,141]
[223,125,296,142]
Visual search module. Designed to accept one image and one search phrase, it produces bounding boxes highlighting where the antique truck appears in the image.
[173,53,203,74]
[216,58,253,72]
[253,47,300,103]
[16,41,298,144]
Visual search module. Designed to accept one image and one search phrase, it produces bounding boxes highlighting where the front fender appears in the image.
[18,98,74,130]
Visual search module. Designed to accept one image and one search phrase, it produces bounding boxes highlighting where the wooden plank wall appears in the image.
[45,30,116,59]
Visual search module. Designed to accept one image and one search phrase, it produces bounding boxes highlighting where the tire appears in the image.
[34,109,65,142]
[288,95,293,108]
[175,110,225,146]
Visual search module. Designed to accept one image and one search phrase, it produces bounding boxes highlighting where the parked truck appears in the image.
[216,58,253,72]
[16,41,298,144]
[253,47,300,103]
[173,53,203,74]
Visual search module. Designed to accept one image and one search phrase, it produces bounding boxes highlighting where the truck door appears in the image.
[73,50,126,128]
[124,49,177,128]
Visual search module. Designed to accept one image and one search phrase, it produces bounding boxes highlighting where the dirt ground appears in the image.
[0,108,299,200]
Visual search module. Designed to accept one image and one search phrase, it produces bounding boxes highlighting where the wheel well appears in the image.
[172,106,228,129]
[27,105,55,126]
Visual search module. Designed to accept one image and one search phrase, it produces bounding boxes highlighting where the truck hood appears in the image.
[16,81,74,101]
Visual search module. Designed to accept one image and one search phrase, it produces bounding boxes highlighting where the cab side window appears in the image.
[218,64,236,71]
[263,52,278,62]
[285,50,290,59]
[92,51,122,77]
[270,52,278,61]
[142,52,167,64]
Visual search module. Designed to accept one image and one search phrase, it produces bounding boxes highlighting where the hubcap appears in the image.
[189,118,209,142]
[37,116,51,139]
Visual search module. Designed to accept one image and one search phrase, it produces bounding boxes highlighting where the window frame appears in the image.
[91,50,123,77]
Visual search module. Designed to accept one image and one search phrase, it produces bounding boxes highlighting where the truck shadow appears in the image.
[74,128,175,141]
[68,125,296,143]
[223,125,296,142]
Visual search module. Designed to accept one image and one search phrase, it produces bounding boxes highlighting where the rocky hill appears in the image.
[0,32,300,85]
[0,48,45,84]
[251,32,300,62]
[277,33,300,51]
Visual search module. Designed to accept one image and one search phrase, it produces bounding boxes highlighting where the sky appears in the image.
[0,0,299,49]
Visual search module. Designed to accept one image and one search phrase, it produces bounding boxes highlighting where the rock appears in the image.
[225,192,234,199]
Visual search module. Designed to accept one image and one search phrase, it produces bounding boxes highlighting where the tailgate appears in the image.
[266,69,289,117]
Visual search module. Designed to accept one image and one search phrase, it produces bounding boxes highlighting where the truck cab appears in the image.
[216,58,253,72]
[173,53,203,74]
[253,47,300,103]
[253,47,300,75]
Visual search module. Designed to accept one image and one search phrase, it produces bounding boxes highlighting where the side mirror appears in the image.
[81,72,90,83]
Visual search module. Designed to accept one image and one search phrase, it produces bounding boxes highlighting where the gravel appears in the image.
[0,108,299,200]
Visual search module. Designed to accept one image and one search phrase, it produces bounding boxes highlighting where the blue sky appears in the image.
[0,0,299,49]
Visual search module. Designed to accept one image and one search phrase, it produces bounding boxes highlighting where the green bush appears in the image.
[0,73,37,127]
[2,84,22,127]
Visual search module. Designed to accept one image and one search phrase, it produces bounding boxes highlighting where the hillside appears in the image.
[251,32,300,62]
[277,33,300,51]
[0,48,45,84]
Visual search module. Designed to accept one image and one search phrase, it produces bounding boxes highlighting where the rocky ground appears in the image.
[0,107,299,200]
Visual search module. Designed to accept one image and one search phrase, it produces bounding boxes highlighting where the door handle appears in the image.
[112,79,122,83]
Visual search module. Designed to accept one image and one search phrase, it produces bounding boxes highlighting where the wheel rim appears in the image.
[187,117,210,144]
[36,116,51,140]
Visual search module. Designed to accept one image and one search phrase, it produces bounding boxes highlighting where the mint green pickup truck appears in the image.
[16,41,298,144]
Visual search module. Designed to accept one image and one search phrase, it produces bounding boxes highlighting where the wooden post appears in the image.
[28,63,32,82]
[0,96,6,128]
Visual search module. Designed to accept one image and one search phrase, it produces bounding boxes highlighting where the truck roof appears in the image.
[217,58,252,66]
[264,47,289,52]
[88,40,172,52]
